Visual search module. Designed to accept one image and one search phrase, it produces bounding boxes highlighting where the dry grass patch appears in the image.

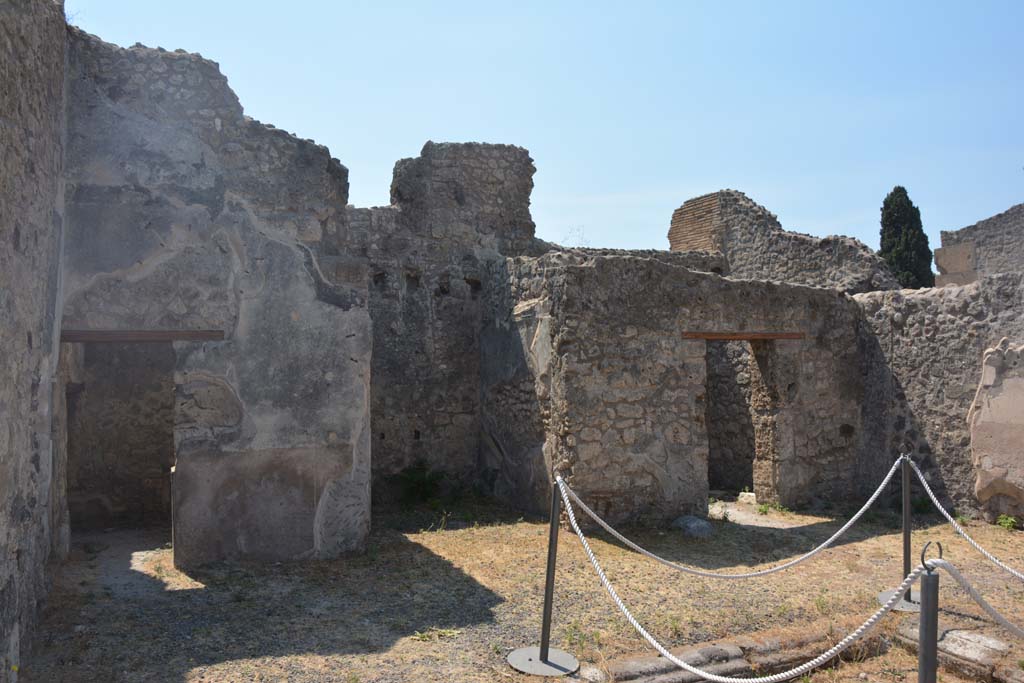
[22,502,1024,682]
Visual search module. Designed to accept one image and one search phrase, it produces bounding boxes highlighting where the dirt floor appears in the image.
[22,497,1024,683]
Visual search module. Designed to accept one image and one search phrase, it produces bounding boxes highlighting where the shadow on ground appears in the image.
[24,519,503,682]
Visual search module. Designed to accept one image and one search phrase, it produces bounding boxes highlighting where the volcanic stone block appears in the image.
[969,338,1024,522]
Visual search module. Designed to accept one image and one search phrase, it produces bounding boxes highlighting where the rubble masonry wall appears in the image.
[483,251,875,523]
[855,273,1024,511]
[0,2,68,678]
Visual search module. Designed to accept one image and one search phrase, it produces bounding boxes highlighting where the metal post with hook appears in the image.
[879,453,921,611]
[902,454,912,601]
[918,542,942,683]
[507,480,580,677]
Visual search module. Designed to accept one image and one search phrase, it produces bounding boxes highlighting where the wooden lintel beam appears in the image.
[60,329,225,343]
[682,331,806,341]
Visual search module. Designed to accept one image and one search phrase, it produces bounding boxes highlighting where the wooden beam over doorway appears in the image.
[60,329,225,343]
[682,331,806,341]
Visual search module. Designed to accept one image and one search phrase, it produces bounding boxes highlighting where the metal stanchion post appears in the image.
[903,455,913,602]
[539,480,560,662]
[508,481,580,676]
[879,454,920,611]
[918,555,940,683]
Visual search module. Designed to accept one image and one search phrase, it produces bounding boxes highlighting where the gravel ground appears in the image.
[21,500,1024,683]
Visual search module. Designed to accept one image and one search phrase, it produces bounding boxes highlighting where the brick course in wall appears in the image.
[667,192,720,252]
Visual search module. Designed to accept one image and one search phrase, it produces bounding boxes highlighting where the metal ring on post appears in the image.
[921,541,943,573]
[918,542,942,683]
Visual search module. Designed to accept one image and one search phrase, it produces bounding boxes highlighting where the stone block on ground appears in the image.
[897,616,1017,682]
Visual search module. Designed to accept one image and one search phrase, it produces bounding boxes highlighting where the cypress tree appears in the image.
[879,186,934,288]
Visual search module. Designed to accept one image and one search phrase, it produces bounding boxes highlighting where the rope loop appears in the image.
[558,454,905,580]
[555,477,1024,682]
[906,458,1024,583]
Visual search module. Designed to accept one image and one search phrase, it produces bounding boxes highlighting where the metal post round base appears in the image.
[507,646,579,676]
[878,588,922,612]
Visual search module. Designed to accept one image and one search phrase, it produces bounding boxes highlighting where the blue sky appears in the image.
[65,1,1022,251]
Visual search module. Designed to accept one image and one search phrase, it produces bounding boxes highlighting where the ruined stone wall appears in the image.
[479,248,726,513]
[345,204,485,489]
[666,191,898,473]
[340,143,546,491]
[483,251,871,523]
[854,273,1024,511]
[668,190,899,295]
[0,2,68,678]
[62,30,372,568]
[388,142,540,257]
[66,343,175,530]
[559,247,727,274]
[935,203,1024,286]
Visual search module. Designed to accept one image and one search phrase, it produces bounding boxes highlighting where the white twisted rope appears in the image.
[929,559,1024,638]
[907,458,1024,583]
[559,455,905,579]
[556,477,1024,681]
[556,474,927,683]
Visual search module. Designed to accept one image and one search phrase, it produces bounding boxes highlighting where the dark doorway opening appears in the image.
[705,340,756,493]
[65,342,175,536]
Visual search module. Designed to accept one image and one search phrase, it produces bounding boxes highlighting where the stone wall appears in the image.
[62,29,372,568]
[483,251,873,523]
[0,2,68,679]
[668,190,899,294]
[478,248,726,512]
[345,147,726,500]
[935,203,1024,286]
[854,273,1024,511]
[339,143,543,490]
[66,343,174,530]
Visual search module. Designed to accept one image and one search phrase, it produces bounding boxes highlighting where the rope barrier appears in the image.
[557,474,927,682]
[555,476,1024,682]
[929,559,1024,639]
[907,458,1024,583]
[560,455,905,579]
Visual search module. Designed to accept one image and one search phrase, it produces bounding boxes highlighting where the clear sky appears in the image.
[65,0,1022,252]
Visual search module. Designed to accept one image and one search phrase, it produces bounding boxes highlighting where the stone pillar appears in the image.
[750,339,805,507]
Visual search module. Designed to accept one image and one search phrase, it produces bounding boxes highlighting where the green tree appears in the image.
[879,186,935,288]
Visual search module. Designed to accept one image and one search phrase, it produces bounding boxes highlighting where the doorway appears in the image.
[702,334,795,505]
[705,340,756,493]
[65,342,175,535]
